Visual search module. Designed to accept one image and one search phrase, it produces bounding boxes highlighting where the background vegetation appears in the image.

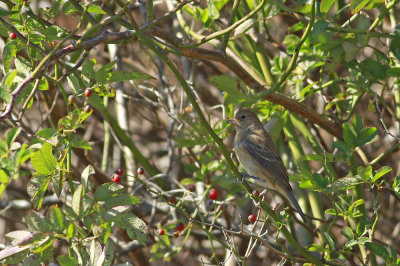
[0,0,400,265]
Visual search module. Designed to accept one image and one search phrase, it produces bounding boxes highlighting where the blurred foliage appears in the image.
[0,0,400,265]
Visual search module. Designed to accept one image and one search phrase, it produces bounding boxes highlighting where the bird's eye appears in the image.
[240,114,246,120]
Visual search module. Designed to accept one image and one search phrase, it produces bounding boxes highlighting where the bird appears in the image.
[227,107,307,223]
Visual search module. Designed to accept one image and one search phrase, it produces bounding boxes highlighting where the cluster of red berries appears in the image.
[111,168,123,183]
[67,88,93,113]
[156,222,185,238]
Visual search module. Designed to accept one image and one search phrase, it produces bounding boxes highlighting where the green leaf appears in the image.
[364,242,389,261]
[48,205,66,233]
[0,138,8,155]
[313,20,329,35]
[0,169,8,183]
[356,218,371,236]
[6,127,21,147]
[392,176,400,200]
[342,41,359,62]
[356,127,378,146]
[67,74,82,95]
[31,142,57,175]
[345,239,358,248]
[94,61,115,84]
[357,165,372,180]
[341,226,354,239]
[57,255,78,266]
[36,128,57,139]
[68,134,92,150]
[326,177,362,192]
[372,166,391,182]
[308,244,329,252]
[87,3,106,14]
[123,213,147,245]
[323,232,336,250]
[350,0,370,13]
[210,75,246,104]
[359,59,389,80]
[343,122,357,147]
[99,240,114,266]
[0,246,30,264]
[26,211,52,233]
[61,2,80,14]
[94,183,124,201]
[103,205,130,222]
[310,173,329,189]
[108,71,151,82]
[357,14,371,31]
[387,67,400,77]
[52,171,64,197]
[82,58,95,80]
[320,0,335,13]
[208,0,219,20]
[0,6,14,16]
[390,36,400,61]
[4,69,18,87]
[72,184,85,218]
[105,194,141,209]
[66,224,74,239]
[5,230,34,245]
[44,25,67,41]
[283,34,300,54]
[15,57,31,77]
[27,175,50,210]
[2,42,17,73]
[81,165,95,192]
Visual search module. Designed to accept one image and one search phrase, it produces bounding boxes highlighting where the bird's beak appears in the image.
[227,118,238,126]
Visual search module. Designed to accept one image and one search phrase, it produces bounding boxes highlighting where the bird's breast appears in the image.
[234,140,274,189]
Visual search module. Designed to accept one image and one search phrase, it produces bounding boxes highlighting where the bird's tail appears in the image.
[287,191,307,223]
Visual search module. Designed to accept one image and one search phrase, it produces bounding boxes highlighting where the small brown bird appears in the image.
[227,108,307,223]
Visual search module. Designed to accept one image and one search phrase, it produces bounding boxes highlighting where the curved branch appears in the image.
[149,27,343,139]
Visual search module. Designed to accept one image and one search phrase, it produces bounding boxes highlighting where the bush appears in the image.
[0,0,399,265]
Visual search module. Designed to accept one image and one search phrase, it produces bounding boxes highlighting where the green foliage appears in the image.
[0,0,399,264]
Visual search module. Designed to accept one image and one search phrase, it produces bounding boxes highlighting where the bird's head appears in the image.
[227,108,263,130]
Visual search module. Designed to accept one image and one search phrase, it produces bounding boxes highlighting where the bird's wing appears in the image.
[244,135,290,189]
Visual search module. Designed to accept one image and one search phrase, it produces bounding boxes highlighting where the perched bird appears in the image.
[227,108,307,223]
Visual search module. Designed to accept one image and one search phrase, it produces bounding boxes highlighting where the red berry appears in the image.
[68,95,75,104]
[209,188,218,200]
[219,204,225,211]
[137,167,144,175]
[173,232,179,238]
[84,104,92,113]
[175,223,184,231]
[187,184,196,192]
[9,32,16,39]
[157,229,165,235]
[168,195,176,204]
[248,214,256,223]
[84,88,92,98]
[112,173,121,183]
[115,168,123,175]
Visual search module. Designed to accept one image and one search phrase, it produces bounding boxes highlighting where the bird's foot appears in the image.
[236,172,246,184]
[239,172,262,182]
